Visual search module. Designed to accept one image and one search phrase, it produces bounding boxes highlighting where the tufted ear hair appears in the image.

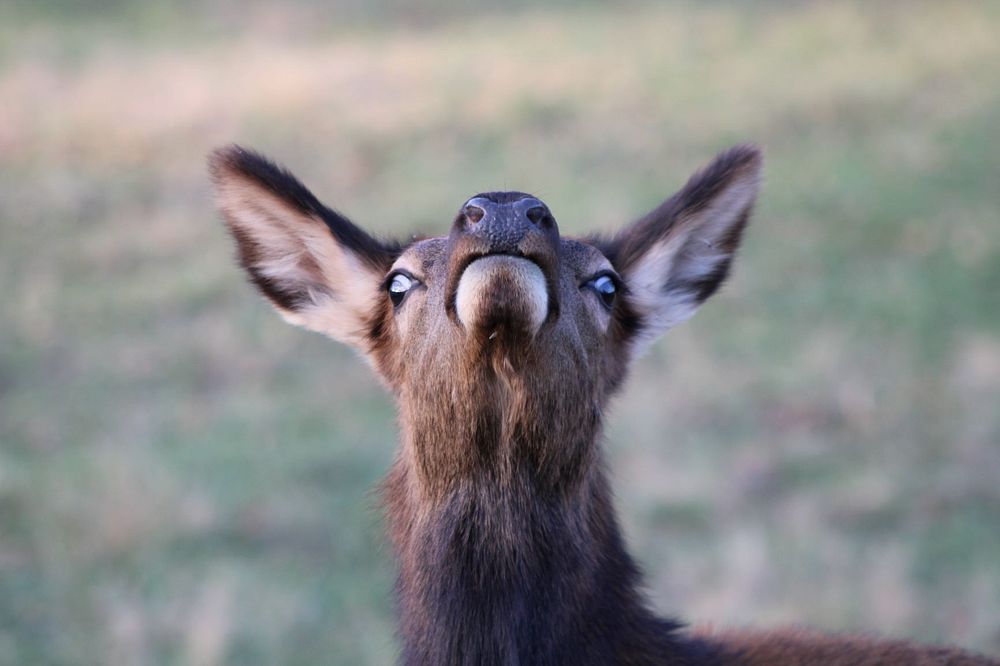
[608,145,763,358]
[209,145,398,350]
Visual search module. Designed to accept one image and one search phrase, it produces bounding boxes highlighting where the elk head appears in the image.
[210,145,762,494]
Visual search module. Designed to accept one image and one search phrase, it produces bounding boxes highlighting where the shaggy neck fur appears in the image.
[381,353,723,665]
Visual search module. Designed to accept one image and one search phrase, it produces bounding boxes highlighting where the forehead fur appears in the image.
[559,238,614,276]
[393,237,449,274]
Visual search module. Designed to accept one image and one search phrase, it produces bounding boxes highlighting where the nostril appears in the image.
[525,206,548,226]
[465,205,485,224]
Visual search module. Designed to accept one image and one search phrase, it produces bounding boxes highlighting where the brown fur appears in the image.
[209,144,998,665]
[703,627,994,665]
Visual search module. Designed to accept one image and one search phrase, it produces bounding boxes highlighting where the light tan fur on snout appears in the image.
[455,255,548,338]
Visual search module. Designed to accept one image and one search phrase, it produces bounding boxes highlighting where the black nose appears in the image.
[458,194,554,253]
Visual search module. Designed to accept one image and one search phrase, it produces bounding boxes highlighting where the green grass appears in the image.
[2,2,999,663]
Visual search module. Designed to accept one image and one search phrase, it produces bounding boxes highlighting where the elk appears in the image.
[210,144,997,665]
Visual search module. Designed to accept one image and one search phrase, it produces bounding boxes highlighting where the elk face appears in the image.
[210,145,762,414]
[377,192,629,404]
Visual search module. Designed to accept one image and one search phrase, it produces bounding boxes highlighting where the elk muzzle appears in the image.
[455,255,548,338]
[446,194,561,341]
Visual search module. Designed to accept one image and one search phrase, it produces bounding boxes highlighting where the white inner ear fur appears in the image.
[279,238,382,347]
[624,170,759,356]
[216,177,384,347]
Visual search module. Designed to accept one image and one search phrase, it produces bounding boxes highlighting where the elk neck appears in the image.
[379,353,710,664]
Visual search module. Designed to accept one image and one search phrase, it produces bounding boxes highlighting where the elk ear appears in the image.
[609,145,762,355]
[209,145,397,349]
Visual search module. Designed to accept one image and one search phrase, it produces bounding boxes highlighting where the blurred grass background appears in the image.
[1,1,999,664]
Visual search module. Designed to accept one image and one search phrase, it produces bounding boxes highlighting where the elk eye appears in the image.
[388,273,414,307]
[587,274,617,309]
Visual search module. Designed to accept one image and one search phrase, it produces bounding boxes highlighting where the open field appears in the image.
[1,2,999,664]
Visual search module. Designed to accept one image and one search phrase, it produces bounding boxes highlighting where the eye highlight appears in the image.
[585,273,618,309]
[388,272,416,307]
